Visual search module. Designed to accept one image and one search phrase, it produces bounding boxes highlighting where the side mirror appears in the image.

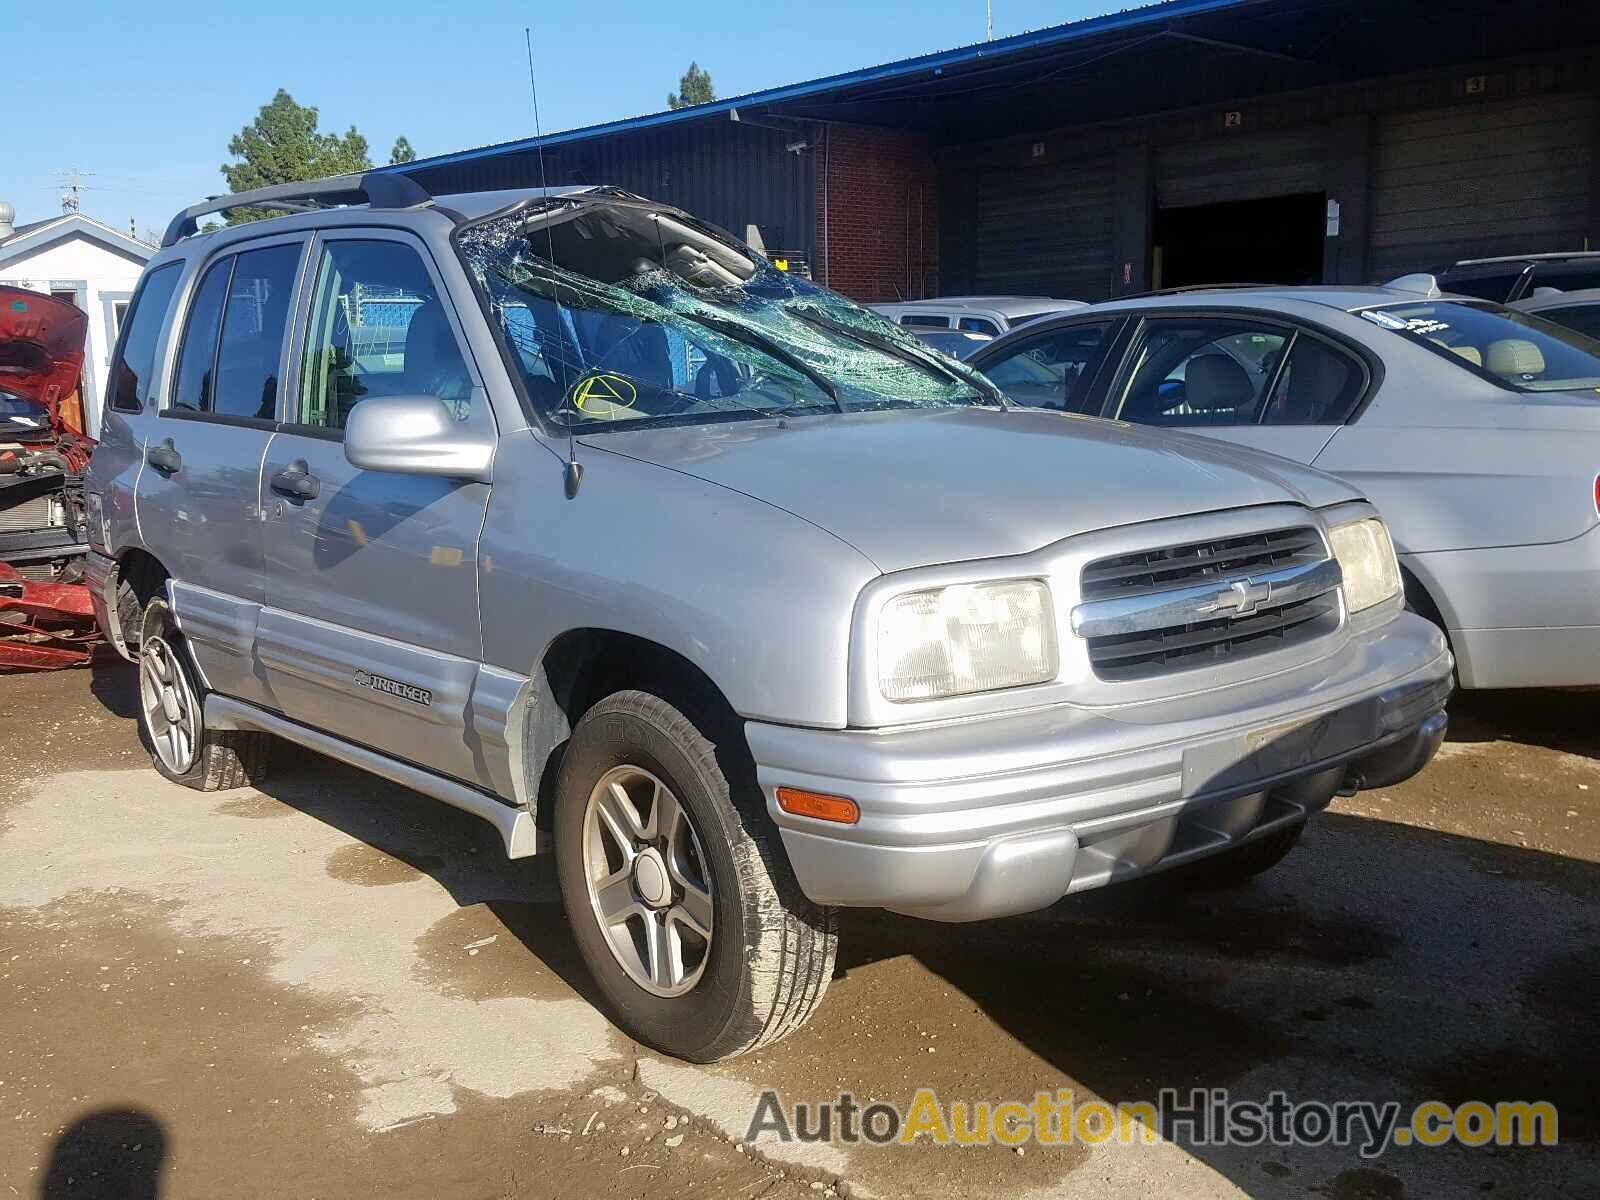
[343,395,494,482]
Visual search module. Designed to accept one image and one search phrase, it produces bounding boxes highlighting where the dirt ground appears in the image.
[1,662,1596,1199]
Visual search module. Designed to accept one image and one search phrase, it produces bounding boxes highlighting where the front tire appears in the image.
[136,598,271,791]
[554,690,836,1062]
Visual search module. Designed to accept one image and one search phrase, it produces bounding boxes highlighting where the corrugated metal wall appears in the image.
[1154,127,1327,208]
[972,155,1116,299]
[1368,93,1595,276]
[407,118,816,267]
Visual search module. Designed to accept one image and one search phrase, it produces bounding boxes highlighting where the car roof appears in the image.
[159,177,652,253]
[877,295,1083,317]
[1062,284,1463,317]
[431,185,603,221]
[1512,287,1600,311]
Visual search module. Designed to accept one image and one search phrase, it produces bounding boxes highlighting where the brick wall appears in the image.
[815,125,939,302]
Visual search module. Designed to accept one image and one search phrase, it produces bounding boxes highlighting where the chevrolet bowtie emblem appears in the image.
[1213,577,1272,617]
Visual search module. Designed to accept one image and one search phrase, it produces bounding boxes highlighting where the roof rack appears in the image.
[1450,251,1600,267]
[160,171,434,248]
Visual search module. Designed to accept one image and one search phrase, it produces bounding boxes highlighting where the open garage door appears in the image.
[973,155,1116,300]
[1368,94,1595,279]
[1152,127,1328,289]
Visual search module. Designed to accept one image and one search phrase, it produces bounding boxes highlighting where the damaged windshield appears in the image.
[456,198,999,432]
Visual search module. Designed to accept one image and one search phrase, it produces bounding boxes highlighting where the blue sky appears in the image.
[6,0,1114,239]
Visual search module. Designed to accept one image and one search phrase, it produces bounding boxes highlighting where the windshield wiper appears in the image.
[786,305,1007,407]
[677,311,842,411]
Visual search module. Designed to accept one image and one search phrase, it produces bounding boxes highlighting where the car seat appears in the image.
[593,315,674,390]
[1181,353,1256,423]
[1272,341,1350,423]
[1485,338,1545,381]
[402,300,475,416]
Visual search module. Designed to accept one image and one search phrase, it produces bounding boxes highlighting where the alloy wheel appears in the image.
[582,764,715,997]
[139,634,200,775]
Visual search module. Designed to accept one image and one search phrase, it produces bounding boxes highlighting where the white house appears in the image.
[0,203,153,439]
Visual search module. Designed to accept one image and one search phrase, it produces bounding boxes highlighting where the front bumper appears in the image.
[750,612,1452,922]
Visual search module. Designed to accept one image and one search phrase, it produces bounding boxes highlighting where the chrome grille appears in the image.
[1074,526,1341,682]
[1081,527,1325,600]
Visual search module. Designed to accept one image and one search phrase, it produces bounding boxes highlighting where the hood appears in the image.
[0,286,88,438]
[582,409,1360,573]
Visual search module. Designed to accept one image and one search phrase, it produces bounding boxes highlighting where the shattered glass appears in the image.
[456,199,1001,431]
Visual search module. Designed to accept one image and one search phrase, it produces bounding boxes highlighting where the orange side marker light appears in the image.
[776,787,860,825]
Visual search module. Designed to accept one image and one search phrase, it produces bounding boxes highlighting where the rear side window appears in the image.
[1536,304,1600,341]
[171,259,231,413]
[170,244,301,420]
[1437,264,1529,303]
[958,316,1000,335]
[108,262,182,413]
[214,246,300,420]
[1262,336,1365,424]
[1529,262,1600,293]
[900,314,951,329]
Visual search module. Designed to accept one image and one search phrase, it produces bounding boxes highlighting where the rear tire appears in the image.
[136,598,271,791]
[554,689,836,1062]
[1177,823,1303,889]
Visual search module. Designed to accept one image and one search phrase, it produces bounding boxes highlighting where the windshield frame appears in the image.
[451,195,1001,437]
[1358,298,1600,395]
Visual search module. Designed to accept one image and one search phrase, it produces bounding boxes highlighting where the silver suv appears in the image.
[85,173,1452,1061]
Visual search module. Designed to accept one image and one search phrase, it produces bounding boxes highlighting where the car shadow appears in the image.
[233,730,1599,1195]
[241,751,615,1016]
[1445,687,1600,760]
[77,665,1593,1198]
[88,657,140,719]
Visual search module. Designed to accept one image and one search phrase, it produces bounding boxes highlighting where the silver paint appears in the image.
[87,188,1454,923]
[978,287,1600,687]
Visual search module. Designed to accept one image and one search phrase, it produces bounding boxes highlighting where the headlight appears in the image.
[878,579,1057,701]
[1328,517,1401,613]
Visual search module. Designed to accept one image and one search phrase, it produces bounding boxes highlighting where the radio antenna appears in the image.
[525,24,584,497]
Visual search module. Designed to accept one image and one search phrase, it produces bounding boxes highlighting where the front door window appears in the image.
[297,239,475,432]
[978,322,1116,414]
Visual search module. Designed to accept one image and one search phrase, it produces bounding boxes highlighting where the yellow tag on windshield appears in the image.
[572,373,638,417]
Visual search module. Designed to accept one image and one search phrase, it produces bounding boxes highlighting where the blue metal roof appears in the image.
[384,0,1259,174]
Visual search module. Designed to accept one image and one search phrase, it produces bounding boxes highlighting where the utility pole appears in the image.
[986,0,993,40]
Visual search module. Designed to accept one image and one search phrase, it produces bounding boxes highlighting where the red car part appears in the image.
[0,285,103,669]
[0,285,94,471]
[0,530,100,670]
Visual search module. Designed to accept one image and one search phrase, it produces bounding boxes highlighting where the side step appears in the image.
[204,695,543,858]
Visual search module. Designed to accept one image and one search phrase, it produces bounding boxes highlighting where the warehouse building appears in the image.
[395,0,1600,303]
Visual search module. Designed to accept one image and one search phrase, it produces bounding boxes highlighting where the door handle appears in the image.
[146,439,182,475]
[270,463,321,500]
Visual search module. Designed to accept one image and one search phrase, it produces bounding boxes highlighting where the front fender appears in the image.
[478,441,880,728]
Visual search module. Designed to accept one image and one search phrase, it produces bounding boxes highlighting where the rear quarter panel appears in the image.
[86,408,145,559]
